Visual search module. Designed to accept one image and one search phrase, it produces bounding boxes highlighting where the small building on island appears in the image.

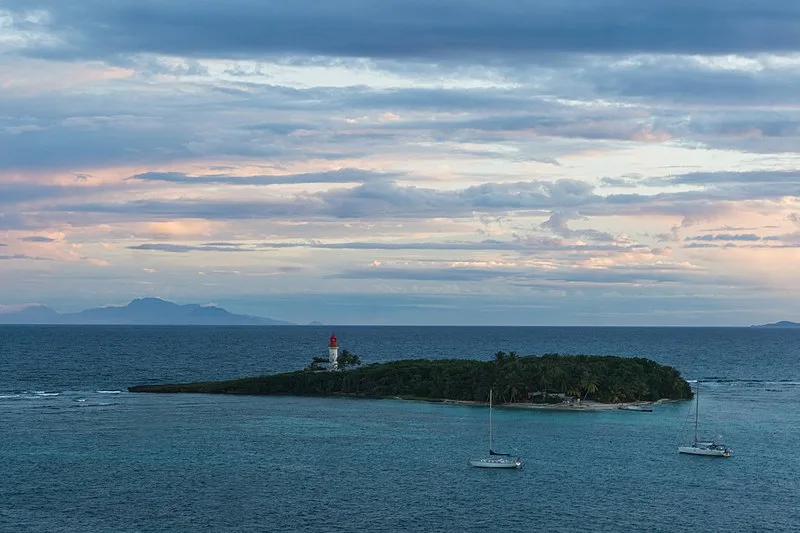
[328,332,339,371]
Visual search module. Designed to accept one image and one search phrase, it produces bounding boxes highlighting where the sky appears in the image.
[1,1,799,326]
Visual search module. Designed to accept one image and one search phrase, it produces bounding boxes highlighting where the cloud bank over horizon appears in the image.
[1,0,799,325]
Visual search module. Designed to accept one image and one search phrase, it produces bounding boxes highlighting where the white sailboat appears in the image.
[469,389,521,469]
[678,381,732,458]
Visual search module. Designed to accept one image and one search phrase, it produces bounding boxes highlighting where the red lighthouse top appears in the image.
[329,333,338,348]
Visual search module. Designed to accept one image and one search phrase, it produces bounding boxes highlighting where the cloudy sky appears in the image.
[1,1,799,325]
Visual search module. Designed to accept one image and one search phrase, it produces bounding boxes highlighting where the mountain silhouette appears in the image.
[0,298,295,325]
[751,320,800,328]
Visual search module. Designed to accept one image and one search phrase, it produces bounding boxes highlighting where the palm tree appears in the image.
[549,366,565,395]
[504,371,526,403]
[580,372,599,401]
[337,349,362,370]
[608,385,623,404]
[567,385,582,401]
[305,356,329,371]
[538,366,551,401]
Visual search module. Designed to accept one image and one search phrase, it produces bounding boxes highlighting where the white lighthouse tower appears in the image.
[328,332,339,371]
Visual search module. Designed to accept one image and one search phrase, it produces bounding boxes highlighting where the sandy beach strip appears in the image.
[421,398,681,411]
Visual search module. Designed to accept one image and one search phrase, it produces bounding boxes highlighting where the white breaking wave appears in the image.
[689,379,800,387]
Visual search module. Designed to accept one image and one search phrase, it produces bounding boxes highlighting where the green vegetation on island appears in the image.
[306,348,361,371]
[128,352,693,404]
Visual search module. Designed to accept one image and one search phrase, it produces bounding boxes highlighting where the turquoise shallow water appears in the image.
[1,326,800,532]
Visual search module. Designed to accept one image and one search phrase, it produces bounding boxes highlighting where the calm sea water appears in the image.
[1,326,799,532]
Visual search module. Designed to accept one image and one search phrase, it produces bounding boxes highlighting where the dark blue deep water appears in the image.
[2,326,799,532]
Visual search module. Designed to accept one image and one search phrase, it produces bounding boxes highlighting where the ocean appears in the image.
[1,326,799,532]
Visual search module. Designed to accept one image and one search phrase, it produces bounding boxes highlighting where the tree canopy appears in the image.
[130,353,693,404]
[304,348,362,371]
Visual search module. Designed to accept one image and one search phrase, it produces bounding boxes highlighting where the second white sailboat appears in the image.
[469,389,521,468]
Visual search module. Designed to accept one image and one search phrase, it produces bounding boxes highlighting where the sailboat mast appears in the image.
[694,381,700,444]
[489,388,493,452]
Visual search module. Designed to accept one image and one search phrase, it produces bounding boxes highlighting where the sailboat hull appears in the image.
[468,457,522,468]
[678,445,731,457]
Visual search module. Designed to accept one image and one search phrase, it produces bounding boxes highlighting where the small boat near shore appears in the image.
[469,389,521,469]
[618,405,653,412]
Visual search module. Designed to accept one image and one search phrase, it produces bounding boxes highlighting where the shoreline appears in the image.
[397,396,682,411]
[128,384,684,411]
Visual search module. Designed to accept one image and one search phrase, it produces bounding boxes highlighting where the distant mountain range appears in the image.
[0,298,297,326]
[751,321,800,328]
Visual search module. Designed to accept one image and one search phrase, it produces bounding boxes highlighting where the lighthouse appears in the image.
[328,332,339,371]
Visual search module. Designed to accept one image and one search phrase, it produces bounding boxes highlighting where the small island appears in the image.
[751,320,800,328]
[129,351,693,408]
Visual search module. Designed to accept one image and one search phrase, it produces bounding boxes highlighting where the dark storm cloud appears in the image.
[58,179,598,220]
[127,243,255,253]
[54,199,306,220]
[0,253,49,261]
[685,233,762,242]
[603,171,800,210]
[337,87,543,112]
[126,238,650,254]
[540,210,616,241]
[194,83,563,117]
[395,113,668,143]
[580,58,800,105]
[543,268,696,285]
[0,118,194,171]
[0,99,360,171]
[242,121,320,134]
[0,213,31,231]
[681,226,800,248]
[0,82,368,171]
[44,170,797,227]
[0,183,92,205]
[671,112,800,154]
[20,236,57,243]
[333,263,734,286]
[2,85,570,171]
[649,170,800,186]
[683,241,800,248]
[334,266,514,283]
[7,0,800,62]
[220,58,800,110]
[3,69,798,174]
[129,168,400,186]
[600,176,642,188]
[684,243,723,249]
[227,83,800,153]
[320,179,598,217]
[261,240,525,251]
[693,117,800,138]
